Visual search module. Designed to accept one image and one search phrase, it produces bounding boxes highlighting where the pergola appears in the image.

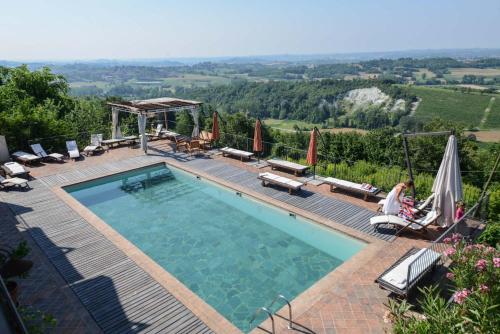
[107,97,203,153]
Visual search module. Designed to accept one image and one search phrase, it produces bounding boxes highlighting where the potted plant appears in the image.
[0,241,33,305]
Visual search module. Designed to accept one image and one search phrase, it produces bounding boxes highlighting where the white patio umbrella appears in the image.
[432,135,463,227]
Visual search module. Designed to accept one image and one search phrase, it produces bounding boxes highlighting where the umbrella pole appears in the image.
[313,165,316,180]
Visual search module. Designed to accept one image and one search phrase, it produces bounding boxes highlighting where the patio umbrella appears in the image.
[253,119,263,162]
[212,111,220,141]
[432,135,463,227]
[307,128,318,179]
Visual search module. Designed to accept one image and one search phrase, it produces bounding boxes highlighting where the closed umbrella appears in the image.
[307,128,318,179]
[432,135,463,227]
[212,111,220,142]
[253,119,263,162]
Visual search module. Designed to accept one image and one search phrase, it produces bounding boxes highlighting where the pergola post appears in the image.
[138,113,148,154]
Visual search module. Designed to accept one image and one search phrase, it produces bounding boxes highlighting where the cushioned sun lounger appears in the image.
[324,177,380,201]
[0,175,29,189]
[258,172,304,194]
[221,147,254,161]
[66,140,80,159]
[370,210,440,235]
[160,130,180,139]
[30,143,64,162]
[2,162,30,178]
[83,134,106,156]
[11,151,42,166]
[147,124,164,140]
[266,159,309,176]
[378,193,435,214]
[376,247,441,296]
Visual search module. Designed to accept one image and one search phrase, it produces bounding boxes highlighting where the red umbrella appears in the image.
[212,111,220,141]
[253,119,263,162]
[307,128,318,178]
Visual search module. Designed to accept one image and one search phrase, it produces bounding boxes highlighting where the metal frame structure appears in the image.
[107,97,202,153]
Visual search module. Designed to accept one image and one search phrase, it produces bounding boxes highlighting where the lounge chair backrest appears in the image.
[91,134,103,146]
[0,175,5,182]
[417,193,435,211]
[30,143,47,157]
[66,140,78,151]
[155,124,163,135]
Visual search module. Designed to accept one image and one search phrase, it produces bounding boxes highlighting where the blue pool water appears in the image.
[65,164,365,332]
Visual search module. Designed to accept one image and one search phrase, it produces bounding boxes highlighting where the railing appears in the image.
[0,275,28,334]
[405,199,484,296]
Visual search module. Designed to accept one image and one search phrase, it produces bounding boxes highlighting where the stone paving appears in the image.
[1,140,443,333]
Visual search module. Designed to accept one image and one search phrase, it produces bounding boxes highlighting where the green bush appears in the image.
[477,222,500,248]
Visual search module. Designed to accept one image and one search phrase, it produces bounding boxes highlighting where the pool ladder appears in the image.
[249,294,315,334]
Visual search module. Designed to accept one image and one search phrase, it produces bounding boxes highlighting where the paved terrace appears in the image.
[1,141,435,334]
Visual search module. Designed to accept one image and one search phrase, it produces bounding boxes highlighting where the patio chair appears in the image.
[11,151,42,166]
[1,162,30,179]
[66,140,80,159]
[30,143,65,162]
[258,172,304,194]
[174,136,189,152]
[376,247,441,297]
[187,140,202,156]
[370,209,440,235]
[83,134,106,156]
[0,175,29,190]
[199,131,213,149]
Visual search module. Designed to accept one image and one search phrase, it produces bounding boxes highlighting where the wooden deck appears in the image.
[1,150,395,333]
[1,155,214,334]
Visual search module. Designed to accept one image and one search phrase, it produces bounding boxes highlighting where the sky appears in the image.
[1,0,500,60]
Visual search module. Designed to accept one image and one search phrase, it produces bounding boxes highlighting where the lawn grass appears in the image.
[409,86,495,128]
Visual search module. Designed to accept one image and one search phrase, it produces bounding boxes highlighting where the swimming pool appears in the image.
[65,164,365,332]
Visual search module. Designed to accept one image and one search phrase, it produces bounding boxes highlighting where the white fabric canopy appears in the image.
[190,108,200,138]
[432,135,463,227]
[138,114,148,153]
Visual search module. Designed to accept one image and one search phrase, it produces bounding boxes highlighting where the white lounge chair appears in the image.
[324,177,380,201]
[378,193,435,214]
[83,134,106,156]
[221,147,254,161]
[147,124,164,140]
[258,172,304,194]
[376,247,441,296]
[370,209,440,235]
[267,159,309,176]
[30,143,65,162]
[66,140,80,159]
[0,175,29,190]
[11,151,42,166]
[1,162,30,179]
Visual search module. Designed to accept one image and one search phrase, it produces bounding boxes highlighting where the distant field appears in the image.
[162,74,231,88]
[415,69,436,83]
[69,81,109,89]
[263,119,367,135]
[484,97,500,128]
[409,86,495,127]
[445,67,500,80]
[465,130,500,142]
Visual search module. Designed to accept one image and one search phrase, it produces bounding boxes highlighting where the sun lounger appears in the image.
[147,124,164,140]
[11,151,42,166]
[221,147,254,161]
[266,159,309,176]
[30,143,64,162]
[66,140,80,159]
[370,210,440,235]
[378,193,435,214]
[258,172,304,194]
[0,175,29,190]
[1,162,30,179]
[376,247,441,296]
[83,134,106,156]
[324,177,380,201]
[160,130,180,140]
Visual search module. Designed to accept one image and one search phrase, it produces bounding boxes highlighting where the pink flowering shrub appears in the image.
[389,234,500,333]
